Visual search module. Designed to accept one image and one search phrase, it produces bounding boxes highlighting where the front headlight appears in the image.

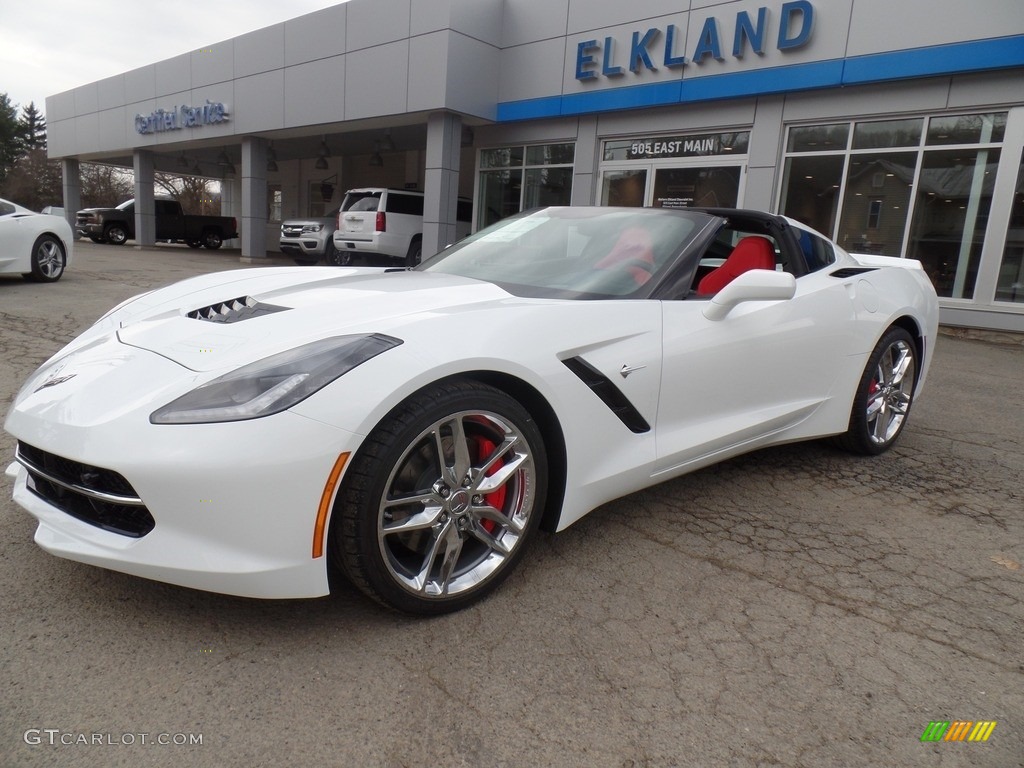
[150,334,401,424]
[302,224,324,233]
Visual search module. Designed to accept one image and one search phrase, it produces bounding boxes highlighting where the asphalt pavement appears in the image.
[1,241,1021,767]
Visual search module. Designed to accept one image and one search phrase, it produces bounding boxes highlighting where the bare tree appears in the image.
[79,164,133,209]
[154,173,220,214]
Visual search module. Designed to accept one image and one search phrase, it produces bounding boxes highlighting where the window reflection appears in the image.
[836,152,916,256]
[908,148,1000,298]
[996,149,1024,303]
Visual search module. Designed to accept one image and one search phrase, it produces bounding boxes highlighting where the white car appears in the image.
[0,198,73,282]
[4,207,938,614]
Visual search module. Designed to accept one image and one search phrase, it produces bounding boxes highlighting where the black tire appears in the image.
[834,326,919,455]
[324,241,351,267]
[202,230,223,249]
[405,237,422,268]
[331,379,547,615]
[24,234,66,282]
[104,223,129,245]
[186,240,202,249]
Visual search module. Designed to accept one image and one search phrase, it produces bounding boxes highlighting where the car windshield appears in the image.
[420,207,711,298]
[115,200,134,211]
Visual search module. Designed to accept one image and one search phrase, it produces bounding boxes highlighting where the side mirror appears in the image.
[702,269,796,321]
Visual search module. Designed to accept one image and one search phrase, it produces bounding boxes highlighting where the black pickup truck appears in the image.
[76,198,238,249]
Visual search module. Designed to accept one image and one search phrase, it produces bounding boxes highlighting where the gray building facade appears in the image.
[46,0,1024,330]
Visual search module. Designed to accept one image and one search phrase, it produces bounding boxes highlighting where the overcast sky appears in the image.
[1,0,347,115]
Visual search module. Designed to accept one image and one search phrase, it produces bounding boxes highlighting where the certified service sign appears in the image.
[134,101,229,135]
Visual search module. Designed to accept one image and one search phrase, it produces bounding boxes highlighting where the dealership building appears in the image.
[46,0,1024,331]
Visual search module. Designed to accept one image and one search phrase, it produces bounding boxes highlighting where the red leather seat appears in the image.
[697,236,776,295]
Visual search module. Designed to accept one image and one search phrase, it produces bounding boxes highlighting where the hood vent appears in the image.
[187,295,289,324]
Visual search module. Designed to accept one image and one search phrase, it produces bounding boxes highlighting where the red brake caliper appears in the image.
[475,437,505,534]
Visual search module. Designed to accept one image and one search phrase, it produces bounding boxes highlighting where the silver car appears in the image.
[279,208,346,265]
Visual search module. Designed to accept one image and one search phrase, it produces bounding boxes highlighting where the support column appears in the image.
[133,150,155,246]
[240,136,268,262]
[423,112,462,260]
[571,115,599,206]
[61,159,81,231]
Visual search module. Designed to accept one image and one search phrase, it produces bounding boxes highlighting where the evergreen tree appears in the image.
[20,102,47,152]
[0,92,21,184]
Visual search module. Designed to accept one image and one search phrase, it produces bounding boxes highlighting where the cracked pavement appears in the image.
[1,243,1021,767]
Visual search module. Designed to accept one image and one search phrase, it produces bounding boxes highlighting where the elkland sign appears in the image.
[134,101,230,135]
[575,0,814,81]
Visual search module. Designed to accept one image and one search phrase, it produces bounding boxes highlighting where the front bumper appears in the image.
[77,222,103,237]
[4,342,360,599]
[280,235,331,259]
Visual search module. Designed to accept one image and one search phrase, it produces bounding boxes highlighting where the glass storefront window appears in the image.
[601,169,647,206]
[478,169,522,229]
[267,184,282,221]
[781,112,1013,306]
[926,112,1006,146]
[835,151,916,256]
[477,142,575,229]
[852,118,923,149]
[479,147,524,169]
[786,124,849,153]
[779,154,844,235]
[995,149,1024,303]
[908,147,1001,298]
[526,143,575,165]
[603,132,749,162]
[523,167,573,209]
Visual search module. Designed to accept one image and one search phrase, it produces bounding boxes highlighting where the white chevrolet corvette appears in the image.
[0,198,73,282]
[4,207,938,614]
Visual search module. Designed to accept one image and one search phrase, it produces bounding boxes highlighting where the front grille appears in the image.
[16,442,155,537]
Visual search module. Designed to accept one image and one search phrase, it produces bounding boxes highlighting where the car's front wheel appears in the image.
[24,234,66,282]
[104,223,128,245]
[835,326,918,455]
[332,380,547,614]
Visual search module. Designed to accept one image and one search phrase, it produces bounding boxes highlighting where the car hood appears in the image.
[88,267,516,372]
[281,217,335,227]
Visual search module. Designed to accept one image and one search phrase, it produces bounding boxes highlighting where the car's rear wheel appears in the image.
[24,235,66,282]
[325,241,351,266]
[835,326,918,455]
[332,380,546,615]
[202,230,223,249]
[104,224,128,245]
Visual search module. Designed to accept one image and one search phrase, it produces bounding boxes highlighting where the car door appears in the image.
[654,230,858,474]
[0,201,34,273]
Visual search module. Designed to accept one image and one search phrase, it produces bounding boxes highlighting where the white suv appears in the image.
[333,188,471,266]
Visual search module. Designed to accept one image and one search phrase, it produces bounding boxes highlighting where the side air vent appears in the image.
[830,267,879,278]
[562,357,650,434]
[187,296,289,323]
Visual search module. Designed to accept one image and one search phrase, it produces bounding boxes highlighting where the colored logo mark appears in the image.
[921,721,997,742]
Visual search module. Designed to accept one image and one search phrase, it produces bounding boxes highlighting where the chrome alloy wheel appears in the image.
[35,238,64,279]
[377,410,538,598]
[865,337,916,446]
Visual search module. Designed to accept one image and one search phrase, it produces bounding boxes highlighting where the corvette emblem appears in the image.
[34,373,77,392]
